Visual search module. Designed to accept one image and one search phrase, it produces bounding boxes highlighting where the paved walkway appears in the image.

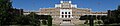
[60,22,75,26]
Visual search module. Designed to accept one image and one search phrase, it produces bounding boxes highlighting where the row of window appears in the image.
[62,15,71,18]
[62,12,71,14]
[62,12,81,14]
[63,20,71,21]
[49,12,80,14]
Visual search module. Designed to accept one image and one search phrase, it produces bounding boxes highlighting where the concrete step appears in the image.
[60,22,75,26]
[60,24,75,26]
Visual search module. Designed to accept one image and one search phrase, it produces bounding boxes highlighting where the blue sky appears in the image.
[12,0,120,12]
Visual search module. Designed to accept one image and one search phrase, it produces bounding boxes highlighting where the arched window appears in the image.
[62,15,64,18]
[68,12,70,14]
[65,12,67,14]
[62,12,64,14]
[68,15,70,18]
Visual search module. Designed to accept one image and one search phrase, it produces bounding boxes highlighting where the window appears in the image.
[68,12,70,14]
[65,15,67,18]
[63,20,71,21]
[62,12,64,14]
[68,15,70,18]
[62,15,64,18]
[65,12,67,14]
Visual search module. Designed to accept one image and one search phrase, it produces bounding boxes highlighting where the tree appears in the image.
[104,5,120,24]
[27,12,40,26]
[47,15,52,26]
[0,0,13,25]
[42,19,47,25]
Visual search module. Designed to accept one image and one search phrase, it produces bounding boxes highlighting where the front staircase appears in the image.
[60,22,75,26]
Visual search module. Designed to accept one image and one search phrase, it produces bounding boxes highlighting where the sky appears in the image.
[12,0,120,12]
